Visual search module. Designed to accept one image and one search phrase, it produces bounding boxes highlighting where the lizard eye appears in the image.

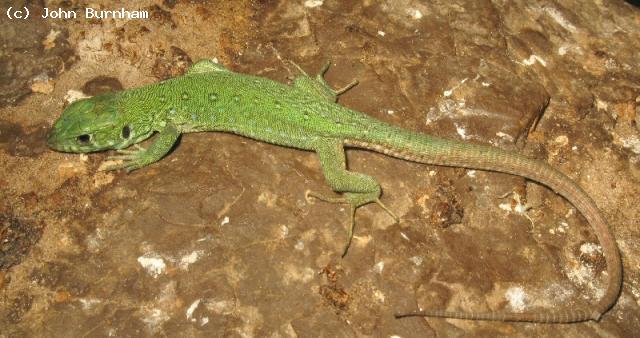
[77,134,91,144]
[121,125,131,139]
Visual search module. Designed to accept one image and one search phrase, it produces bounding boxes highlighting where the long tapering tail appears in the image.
[344,127,622,323]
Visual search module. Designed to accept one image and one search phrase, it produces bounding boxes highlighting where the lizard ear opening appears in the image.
[121,125,131,139]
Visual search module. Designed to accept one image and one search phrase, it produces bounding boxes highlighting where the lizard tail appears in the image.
[344,128,622,323]
[393,308,600,323]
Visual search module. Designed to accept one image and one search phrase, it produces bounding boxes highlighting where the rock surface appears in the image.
[1,0,639,336]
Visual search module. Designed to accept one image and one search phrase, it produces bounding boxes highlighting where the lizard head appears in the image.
[47,93,152,153]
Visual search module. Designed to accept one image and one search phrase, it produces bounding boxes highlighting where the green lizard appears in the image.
[47,59,621,323]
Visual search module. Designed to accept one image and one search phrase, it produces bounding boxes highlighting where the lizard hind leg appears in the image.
[292,60,359,102]
[315,60,359,97]
[308,139,399,256]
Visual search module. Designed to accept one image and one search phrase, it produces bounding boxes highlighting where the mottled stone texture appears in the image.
[0,1,75,106]
[1,0,639,337]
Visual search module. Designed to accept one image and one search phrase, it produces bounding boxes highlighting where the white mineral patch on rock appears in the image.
[137,254,166,278]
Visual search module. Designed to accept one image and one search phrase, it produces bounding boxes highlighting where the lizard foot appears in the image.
[290,61,358,102]
[305,190,399,256]
[102,145,149,172]
[305,190,345,204]
[374,198,400,223]
[317,60,358,96]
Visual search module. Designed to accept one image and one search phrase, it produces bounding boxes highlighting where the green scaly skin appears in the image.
[47,60,621,323]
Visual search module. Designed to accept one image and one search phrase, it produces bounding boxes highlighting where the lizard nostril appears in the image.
[46,132,55,145]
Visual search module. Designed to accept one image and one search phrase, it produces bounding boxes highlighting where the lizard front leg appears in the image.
[104,123,180,172]
[307,139,398,256]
